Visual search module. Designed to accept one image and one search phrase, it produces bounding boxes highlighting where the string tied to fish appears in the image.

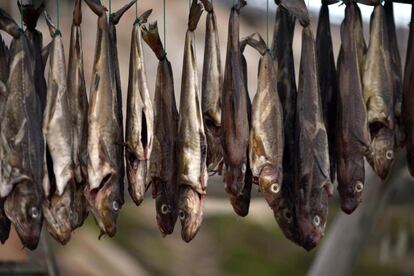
[164,0,167,51]
[56,0,61,33]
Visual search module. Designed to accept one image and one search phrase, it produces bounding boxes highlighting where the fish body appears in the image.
[0,33,8,84]
[221,0,249,197]
[143,23,179,236]
[200,0,223,173]
[295,27,331,251]
[337,3,371,214]
[403,4,414,176]
[316,3,338,182]
[125,10,154,206]
[84,0,124,237]
[248,36,284,210]
[177,0,207,243]
[67,0,89,230]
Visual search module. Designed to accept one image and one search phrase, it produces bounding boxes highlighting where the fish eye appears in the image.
[179,210,186,221]
[29,207,40,219]
[270,183,280,194]
[112,201,120,212]
[354,182,364,193]
[313,215,321,227]
[161,204,169,215]
[283,209,292,223]
[241,164,246,174]
[386,150,394,160]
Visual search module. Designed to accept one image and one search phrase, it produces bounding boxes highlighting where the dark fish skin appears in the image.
[385,2,404,148]
[125,10,154,206]
[248,35,284,211]
[295,27,331,251]
[403,4,414,176]
[20,2,47,111]
[270,6,301,245]
[0,33,8,84]
[228,36,253,217]
[355,5,367,83]
[221,0,249,198]
[337,3,371,214]
[67,0,89,230]
[316,4,338,183]
[84,0,124,238]
[142,23,179,236]
[200,0,223,173]
[0,8,44,250]
[276,0,310,27]
[363,5,395,180]
[177,0,207,243]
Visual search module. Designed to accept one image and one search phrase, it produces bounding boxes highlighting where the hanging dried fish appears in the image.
[337,3,371,214]
[355,4,367,82]
[222,0,249,198]
[295,26,331,251]
[0,8,44,250]
[200,0,223,173]
[177,0,207,243]
[316,3,338,182]
[84,0,124,237]
[125,10,154,206]
[248,35,284,211]
[19,1,47,111]
[385,2,404,148]
[363,5,395,180]
[403,4,414,176]
[142,23,179,236]
[276,0,309,27]
[67,0,89,230]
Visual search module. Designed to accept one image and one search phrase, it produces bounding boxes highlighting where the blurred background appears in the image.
[1,0,414,275]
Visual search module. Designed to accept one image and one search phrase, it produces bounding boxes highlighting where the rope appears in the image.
[109,0,112,17]
[266,0,269,46]
[19,3,23,29]
[164,0,166,49]
[57,0,60,30]
[136,0,138,20]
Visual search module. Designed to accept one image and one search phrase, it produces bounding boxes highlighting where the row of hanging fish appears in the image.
[0,0,411,251]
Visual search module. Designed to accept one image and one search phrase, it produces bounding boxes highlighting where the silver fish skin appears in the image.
[295,26,331,251]
[125,10,154,206]
[200,0,223,173]
[177,0,207,243]
[42,12,74,197]
[142,22,179,236]
[84,0,124,237]
[221,0,249,197]
[0,8,44,250]
[248,35,284,211]
[67,0,89,230]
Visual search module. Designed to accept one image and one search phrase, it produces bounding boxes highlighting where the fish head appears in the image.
[155,185,178,236]
[42,187,72,245]
[274,204,301,246]
[296,185,329,251]
[177,186,204,243]
[224,164,247,197]
[337,155,365,214]
[367,127,395,180]
[70,182,89,230]
[126,151,147,206]
[4,181,42,250]
[258,165,283,209]
[85,173,123,237]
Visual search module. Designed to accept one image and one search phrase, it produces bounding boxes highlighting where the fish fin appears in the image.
[240,33,257,53]
[278,0,310,27]
[188,0,204,32]
[111,0,136,25]
[232,0,247,11]
[73,0,82,26]
[44,11,59,36]
[142,22,167,60]
[41,42,52,70]
[200,0,214,13]
[19,1,45,30]
[84,0,108,17]
[0,8,20,38]
[137,9,152,25]
[245,33,268,55]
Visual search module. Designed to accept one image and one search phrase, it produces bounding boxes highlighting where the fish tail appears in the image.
[188,0,204,32]
[84,0,108,17]
[111,0,136,25]
[142,22,167,61]
[137,9,152,25]
[240,33,257,53]
[44,11,59,37]
[73,0,82,26]
[200,0,214,13]
[0,8,20,38]
[18,1,45,31]
[232,0,247,12]
[245,33,268,56]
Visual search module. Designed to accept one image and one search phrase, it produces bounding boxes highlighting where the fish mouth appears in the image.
[14,221,42,250]
[46,223,71,245]
[300,231,322,251]
[340,197,360,215]
[156,197,177,236]
[178,188,204,243]
[229,195,249,217]
[224,165,245,197]
[126,158,147,206]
